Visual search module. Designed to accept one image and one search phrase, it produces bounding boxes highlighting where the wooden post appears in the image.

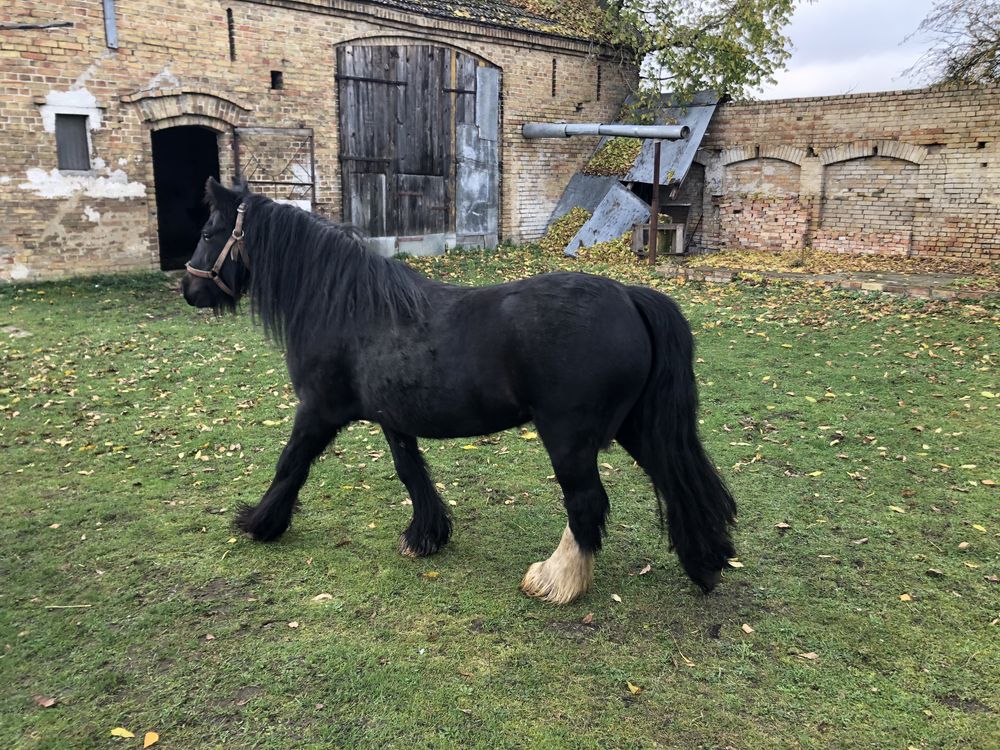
[648,140,661,266]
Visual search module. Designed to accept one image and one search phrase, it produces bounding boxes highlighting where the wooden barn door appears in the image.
[336,43,499,252]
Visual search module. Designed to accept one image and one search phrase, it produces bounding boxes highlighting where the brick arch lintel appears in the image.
[121,88,251,128]
[721,144,806,167]
[819,140,928,166]
[337,33,502,69]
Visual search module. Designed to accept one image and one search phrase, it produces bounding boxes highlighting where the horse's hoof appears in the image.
[519,526,594,604]
[696,568,722,593]
[519,558,592,605]
[398,534,439,558]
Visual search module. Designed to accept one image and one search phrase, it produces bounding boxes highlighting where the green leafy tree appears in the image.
[599,0,802,103]
[906,1,1000,84]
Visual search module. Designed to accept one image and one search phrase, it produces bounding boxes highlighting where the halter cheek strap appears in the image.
[185,203,248,298]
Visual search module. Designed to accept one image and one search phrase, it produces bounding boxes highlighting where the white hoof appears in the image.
[519,526,594,605]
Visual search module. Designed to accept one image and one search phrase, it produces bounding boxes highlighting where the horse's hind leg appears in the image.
[520,430,607,605]
[383,428,452,557]
[235,404,341,541]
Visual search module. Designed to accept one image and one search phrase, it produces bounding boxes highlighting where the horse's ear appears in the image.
[205,176,238,210]
[233,176,251,196]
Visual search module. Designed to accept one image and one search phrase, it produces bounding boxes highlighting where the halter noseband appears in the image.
[185,203,248,298]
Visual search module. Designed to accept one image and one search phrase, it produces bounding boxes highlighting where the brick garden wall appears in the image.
[691,86,1000,261]
[0,0,631,281]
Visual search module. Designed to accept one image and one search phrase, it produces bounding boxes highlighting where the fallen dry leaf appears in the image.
[727,559,744,568]
[889,505,906,514]
[32,695,56,708]
[204,633,215,641]
[287,621,299,629]
[422,571,439,579]
[626,681,642,695]
[611,593,622,603]
[520,431,538,440]
[796,652,819,660]
[638,563,652,576]
[958,541,970,550]
[110,727,135,739]
[971,524,987,532]
[775,522,791,531]
[311,593,333,602]
[899,593,913,602]
[741,623,755,634]
[143,731,160,748]
[852,537,869,545]
[581,612,594,624]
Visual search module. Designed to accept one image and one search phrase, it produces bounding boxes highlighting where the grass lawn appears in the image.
[1,247,997,749]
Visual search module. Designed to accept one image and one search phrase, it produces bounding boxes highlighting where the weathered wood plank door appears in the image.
[337,43,499,251]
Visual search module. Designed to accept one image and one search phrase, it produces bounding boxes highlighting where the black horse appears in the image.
[182,179,736,603]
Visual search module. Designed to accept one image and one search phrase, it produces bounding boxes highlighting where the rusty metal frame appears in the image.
[233,126,316,205]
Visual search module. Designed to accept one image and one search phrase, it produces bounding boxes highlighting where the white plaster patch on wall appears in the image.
[118,158,128,167]
[19,168,146,200]
[83,206,101,223]
[0,176,11,184]
[10,263,31,281]
[39,88,102,132]
[71,51,114,92]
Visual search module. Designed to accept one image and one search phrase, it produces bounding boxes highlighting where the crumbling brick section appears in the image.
[718,196,809,253]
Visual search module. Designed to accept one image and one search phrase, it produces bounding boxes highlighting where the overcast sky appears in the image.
[753,0,940,99]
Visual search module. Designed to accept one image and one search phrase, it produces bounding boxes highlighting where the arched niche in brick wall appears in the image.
[819,140,928,167]
[816,143,924,256]
[718,145,806,196]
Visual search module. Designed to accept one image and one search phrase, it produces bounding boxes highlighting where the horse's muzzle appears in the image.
[181,272,216,308]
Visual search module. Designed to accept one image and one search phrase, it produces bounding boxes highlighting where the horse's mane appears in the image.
[242,196,428,349]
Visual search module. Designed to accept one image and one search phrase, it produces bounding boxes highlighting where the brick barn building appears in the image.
[0,0,632,281]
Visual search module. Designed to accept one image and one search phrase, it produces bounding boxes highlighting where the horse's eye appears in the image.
[202,232,211,241]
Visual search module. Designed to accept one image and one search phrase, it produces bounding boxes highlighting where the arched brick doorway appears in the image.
[151,126,220,270]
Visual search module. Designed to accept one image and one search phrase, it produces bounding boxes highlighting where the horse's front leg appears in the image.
[383,428,452,557]
[235,404,341,541]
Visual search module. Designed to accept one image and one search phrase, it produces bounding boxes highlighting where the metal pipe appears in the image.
[521,122,690,140]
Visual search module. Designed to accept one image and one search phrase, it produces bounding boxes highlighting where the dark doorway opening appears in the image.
[152,127,220,270]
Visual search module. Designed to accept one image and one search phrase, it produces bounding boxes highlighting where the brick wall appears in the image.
[0,0,632,281]
[691,86,1000,260]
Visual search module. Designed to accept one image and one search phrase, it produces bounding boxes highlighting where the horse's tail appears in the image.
[619,285,736,593]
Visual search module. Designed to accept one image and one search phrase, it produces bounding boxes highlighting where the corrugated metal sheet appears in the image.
[564,183,649,257]
[625,92,719,186]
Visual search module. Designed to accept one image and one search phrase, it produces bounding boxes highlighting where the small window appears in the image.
[55,114,90,170]
[270,70,284,90]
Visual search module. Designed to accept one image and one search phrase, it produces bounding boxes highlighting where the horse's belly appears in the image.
[361,373,526,439]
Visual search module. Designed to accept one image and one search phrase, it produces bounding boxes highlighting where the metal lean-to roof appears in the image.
[624,91,720,186]
[548,92,720,256]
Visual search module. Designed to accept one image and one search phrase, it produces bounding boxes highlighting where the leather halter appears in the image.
[185,203,248,298]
